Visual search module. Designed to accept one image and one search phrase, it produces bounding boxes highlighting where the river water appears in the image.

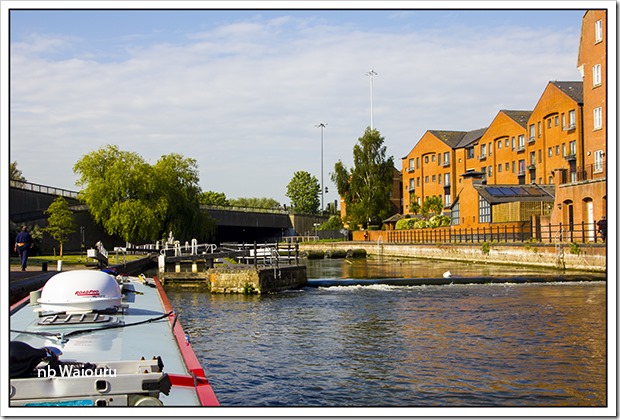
[164,258,607,410]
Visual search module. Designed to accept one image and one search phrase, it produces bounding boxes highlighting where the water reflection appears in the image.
[164,258,607,407]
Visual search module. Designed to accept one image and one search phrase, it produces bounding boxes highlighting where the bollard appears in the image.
[57,260,63,272]
[42,262,48,272]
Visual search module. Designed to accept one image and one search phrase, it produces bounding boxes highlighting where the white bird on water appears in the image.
[443,271,452,278]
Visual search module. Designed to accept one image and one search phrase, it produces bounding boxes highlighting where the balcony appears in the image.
[564,153,577,162]
[563,123,576,131]
[528,136,536,144]
[478,154,487,161]
[442,160,450,167]
[407,167,415,173]
[559,161,606,184]
[516,145,526,153]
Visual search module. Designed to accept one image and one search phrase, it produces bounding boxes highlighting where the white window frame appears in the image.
[594,150,604,172]
[595,19,603,43]
[594,107,603,130]
[593,64,602,87]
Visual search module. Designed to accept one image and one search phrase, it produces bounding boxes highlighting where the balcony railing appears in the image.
[559,161,606,184]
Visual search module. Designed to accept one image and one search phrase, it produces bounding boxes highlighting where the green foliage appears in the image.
[319,215,344,230]
[286,171,320,214]
[331,127,395,229]
[428,215,451,228]
[10,161,26,182]
[421,196,444,217]
[44,196,76,257]
[228,197,281,209]
[482,242,491,255]
[569,242,581,255]
[395,218,417,230]
[73,145,214,243]
[409,194,421,215]
[200,191,229,206]
[242,282,257,295]
[414,220,429,229]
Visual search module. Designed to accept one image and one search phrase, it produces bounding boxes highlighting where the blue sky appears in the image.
[6,4,589,205]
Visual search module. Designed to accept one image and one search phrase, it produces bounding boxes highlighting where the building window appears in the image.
[488,142,492,156]
[416,177,420,187]
[594,107,603,129]
[498,163,502,173]
[518,160,526,175]
[529,124,535,141]
[548,147,553,157]
[562,113,565,128]
[444,173,450,186]
[511,136,516,150]
[424,156,429,164]
[594,150,604,172]
[518,135,525,151]
[568,110,576,129]
[467,148,474,159]
[443,152,450,165]
[480,143,487,158]
[555,116,559,126]
[432,175,436,183]
[538,149,542,163]
[505,138,509,148]
[432,154,436,162]
[593,64,602,87]
[595,19,603,43]
[416,157,420,169]
[425,176,429,183]
[562,143,567,157]
[409,158,414,171]
[479,195,491,223]
[445,193,451,207]
[512,161,516,173]
[556,145,560,155]
[547,118,552,129]
[530,151,536,165]
[497,140,502,149]
[505,162,509,172]
[488,165,493,177]
[537,121,541,137]
[569,140,577,156]
[451,200,460,225]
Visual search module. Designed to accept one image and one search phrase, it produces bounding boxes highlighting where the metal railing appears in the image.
[559,161,606,184]
[386,221,606,244]
[10,180,79,199]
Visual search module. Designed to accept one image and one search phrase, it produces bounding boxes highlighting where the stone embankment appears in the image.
[299,241,606,272]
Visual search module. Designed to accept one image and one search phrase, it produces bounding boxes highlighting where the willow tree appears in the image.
[73,145,214,243]
[331,127,394,229]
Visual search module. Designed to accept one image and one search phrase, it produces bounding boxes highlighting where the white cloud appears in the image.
[9,11,582,203]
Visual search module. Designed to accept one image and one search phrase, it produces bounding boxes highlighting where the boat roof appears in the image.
[9,271,218,408]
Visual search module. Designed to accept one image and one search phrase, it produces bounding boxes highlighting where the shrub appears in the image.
[413,220,429,229]
[395,218,417,230]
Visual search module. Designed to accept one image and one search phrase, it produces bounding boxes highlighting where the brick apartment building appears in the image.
[397,10,607,236]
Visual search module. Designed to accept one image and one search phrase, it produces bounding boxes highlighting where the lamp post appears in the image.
[315,122,327,212]
[365,69,378,129]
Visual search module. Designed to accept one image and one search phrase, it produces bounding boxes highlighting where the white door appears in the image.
[586,199,594,241]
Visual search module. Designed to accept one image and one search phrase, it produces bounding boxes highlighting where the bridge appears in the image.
[9,180,327,252]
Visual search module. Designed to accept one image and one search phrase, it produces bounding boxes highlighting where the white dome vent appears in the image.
[38,270,122,313]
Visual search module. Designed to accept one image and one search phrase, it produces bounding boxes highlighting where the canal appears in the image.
[165,257,607,409]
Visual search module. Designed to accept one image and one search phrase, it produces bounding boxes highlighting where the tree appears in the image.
[331,127,395,229]
[319,215,344,230]
[10,161,26,183]
[200,191,229,206]
[421,196,444,217]
[73,145,214,243]
[44,196,75,256]
[286,171,320,214]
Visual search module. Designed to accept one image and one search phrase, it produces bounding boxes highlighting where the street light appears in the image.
[365,69,378,129]
[315,122,327,212]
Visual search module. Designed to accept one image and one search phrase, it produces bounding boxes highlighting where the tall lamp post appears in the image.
[315,122,327,212]
[365,69,378,129]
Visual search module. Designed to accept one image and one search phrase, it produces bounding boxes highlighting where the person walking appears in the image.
[597,216,607,242]
[14,226,33,271]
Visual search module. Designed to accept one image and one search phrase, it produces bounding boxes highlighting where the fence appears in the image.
[10,180,79,199]
[384,221,606,244]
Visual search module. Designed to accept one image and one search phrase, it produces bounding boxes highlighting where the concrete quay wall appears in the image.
[208,265,307,294]
[299,242,606,272]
